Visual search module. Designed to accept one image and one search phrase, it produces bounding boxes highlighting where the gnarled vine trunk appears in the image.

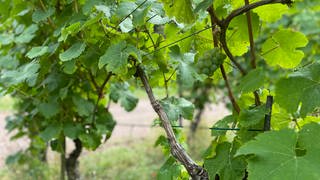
[66,139,82,180]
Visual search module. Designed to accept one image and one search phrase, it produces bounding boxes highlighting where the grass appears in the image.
[0,119,212,180]
[80,139,165,180]
[0,138,165,180]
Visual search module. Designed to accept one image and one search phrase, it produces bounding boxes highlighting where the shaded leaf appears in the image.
[26,46,48,59]
[59,42,86,62]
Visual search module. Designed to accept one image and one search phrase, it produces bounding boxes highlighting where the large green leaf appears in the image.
[59,42,86,61]
[275,63,320,117]
[63,122,83,139]
[161,0,195,24]
[169,46,204,88]
[211,115,235,136]
[15,24,38,43]
[38,101,60,119]
[95,5,111,18]
[261,29,308,68]
[238,105,266,128]
[72,96,95,117]
[79,132,101,150]
[237,68,265,93]
[157,157,185,180]
[109,82,138,112]
[26,46,48,59]
[99,41,141,74]
[40,123,62,142]
[160,97,194,122]
[0,61,40,87]
[32,7,55,23]
[58,22,82,42]
[236,123,320,180]
[204,142,247,180]
[253,4,288,22]
[227,14,259,56]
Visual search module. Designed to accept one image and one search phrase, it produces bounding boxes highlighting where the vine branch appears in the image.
[244,0,261,106]
[207,7,247,75]
[208,7,241,114]
[92,72,113,123]
[223,0,293,26]
[137,66,208,179]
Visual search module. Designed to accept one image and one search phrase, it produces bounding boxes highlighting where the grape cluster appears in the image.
[196,48,226,76]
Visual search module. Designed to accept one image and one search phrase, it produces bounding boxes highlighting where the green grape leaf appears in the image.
[26,46,48,59]
[32,7,55,23]
[211,115,235,136]
[119,18,134,33]
[227,14,259,56]
[95,5,111,17]
[275,76,315,114]
[59,42,86,62]
[40,123,62,142]
[116,2,137,18]
[0,61,40,87]
[204,142,247,180]
[0,33,14,45]
[160,97,194,122]
[271,104,291,130]
[63,122,83,139]
[300,85,320,117]
[99,41,141,74]
[275,63,320,117]
[95,111,115,136]
[132,5,150,27]
[58,22,82,42]
[63,59,77,74]
[157,157,184,180]
[169,46,204,88]
[72,96,94,117]
[194,0,213,13]
[79,132,101,150]
[299,116,320,127]
[0,55,19,69]
[253,4,288,22]
[109,82,138,112]
[261,29,308,68]
[238,105,266,128]
[124,44,142,62]
[237,68,265,93]
[15,24,38,43]
[38,101,60,118]
[236,123,320,180]
[161,0,195,24]
[99,41,127,72]
[82,0,105,14]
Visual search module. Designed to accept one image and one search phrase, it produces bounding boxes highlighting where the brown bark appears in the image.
[137,66,208,179]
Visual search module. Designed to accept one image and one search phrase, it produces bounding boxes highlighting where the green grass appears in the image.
[0,124,212,180]
[0,138,165,180]
[80,139,165,180]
